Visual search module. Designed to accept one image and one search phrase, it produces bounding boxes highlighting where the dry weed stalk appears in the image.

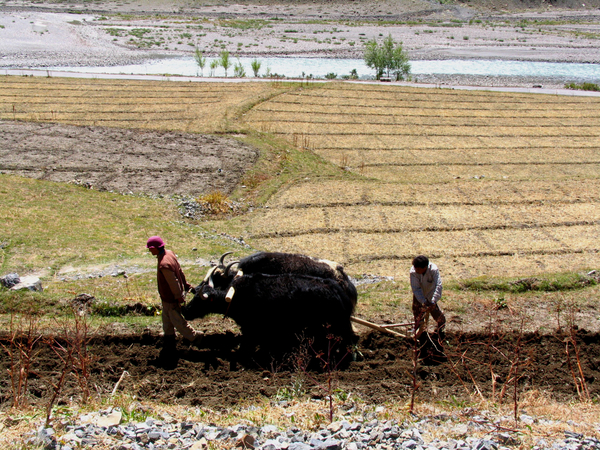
[485,308,501,401]
[444,352,472,397]
[553,296,565,333]
[512,318,524,425]
[300,334,351,423]
[409,332,420,414]
[44,310,96,426]
[45,335,73,427]
[292,133,311,151]
[458,350,485,401]
[0,314,43,408]
[340,154,349,168]
[444,305,532,418]
[68,309,95,403]
[564,299,590,402]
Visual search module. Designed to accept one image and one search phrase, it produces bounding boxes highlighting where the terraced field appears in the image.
[243,84,600,279]
[0,76,276,134]
[2,77,599,280]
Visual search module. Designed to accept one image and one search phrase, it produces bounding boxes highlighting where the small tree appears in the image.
[234,58,246,77]
[220,51,231,77]
[194,47,206,76]
[209,59,219,77]
[364,34,410,81]
[251,58,262,77]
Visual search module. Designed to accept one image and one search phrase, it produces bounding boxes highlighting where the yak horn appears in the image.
[225,287,235,303]
[219,251,234,267]
[225,261,240,277]
[203,266,216,283]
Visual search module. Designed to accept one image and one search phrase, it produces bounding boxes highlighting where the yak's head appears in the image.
[196,251,240,292]
[182,266,239,321]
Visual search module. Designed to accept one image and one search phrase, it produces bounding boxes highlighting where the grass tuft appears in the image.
[455,272,599,293]
[565,82,600,91]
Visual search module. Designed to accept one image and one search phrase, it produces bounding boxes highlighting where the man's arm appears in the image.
[430,267,443,304]
[161,268,185,302]
[410,272,428,304]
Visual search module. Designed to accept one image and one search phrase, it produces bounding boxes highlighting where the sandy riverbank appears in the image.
[1,0,600,88]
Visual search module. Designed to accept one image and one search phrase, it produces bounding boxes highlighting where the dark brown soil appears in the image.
[2,329,598,410]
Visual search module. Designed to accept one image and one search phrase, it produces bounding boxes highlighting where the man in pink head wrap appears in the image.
[147,236,203,357]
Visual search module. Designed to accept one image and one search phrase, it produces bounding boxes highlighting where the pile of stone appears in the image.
[0,272,43,291]
[25,407,600,450]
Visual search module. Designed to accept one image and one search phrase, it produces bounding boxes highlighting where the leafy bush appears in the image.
[565,82,600,91]
[128,28,151,38]
[106,28,125,37]
[363,34,410,80]
[195,191,242,216]
[92,301,127,317]
[234,59,246,77]
[251,58,262,77]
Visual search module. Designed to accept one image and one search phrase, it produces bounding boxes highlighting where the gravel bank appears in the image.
[2,4,600,88]
[23,407,600,450]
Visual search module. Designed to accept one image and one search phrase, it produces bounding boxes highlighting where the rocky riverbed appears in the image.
[2,0,600,88]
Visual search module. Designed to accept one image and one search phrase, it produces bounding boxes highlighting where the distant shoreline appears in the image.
[2,0,600,89]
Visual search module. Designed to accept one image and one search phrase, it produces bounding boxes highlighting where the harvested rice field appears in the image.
[2,77,599,281]
[0,76,280,134]
[243,83,600,279]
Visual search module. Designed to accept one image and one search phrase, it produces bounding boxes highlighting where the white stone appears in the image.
[11,275,42,292]
[95,410,122,428]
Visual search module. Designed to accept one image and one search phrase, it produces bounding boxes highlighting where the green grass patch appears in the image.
[0,174,243,275]
[217,19,271,30]
[355,280,409,317]
[453,271,599,293]
[128,28,152,38]
[106,27,125,36]
[565,82,600,91]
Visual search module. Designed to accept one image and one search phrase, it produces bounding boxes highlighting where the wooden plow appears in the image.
[350,316,413,339]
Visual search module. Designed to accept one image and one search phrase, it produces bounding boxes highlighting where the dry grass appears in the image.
[3,76,600,280]
[241,83,600,279]
[0,76,281,134]
[2,390,599,450]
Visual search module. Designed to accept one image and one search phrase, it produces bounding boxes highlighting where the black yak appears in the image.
[200,251,357,308]
[183,272,357,368]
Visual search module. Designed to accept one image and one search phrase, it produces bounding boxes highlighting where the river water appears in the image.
[44,57,600,81]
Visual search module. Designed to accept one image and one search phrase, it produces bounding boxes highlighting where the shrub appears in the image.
[194,47,206,76]
[565,82,600,91]
[251,58,262,77]
[363,34,410,80]
[233,58,246,77]
[195,191,242,216]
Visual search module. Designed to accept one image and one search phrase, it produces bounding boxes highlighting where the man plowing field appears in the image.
[410,255,446,355]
